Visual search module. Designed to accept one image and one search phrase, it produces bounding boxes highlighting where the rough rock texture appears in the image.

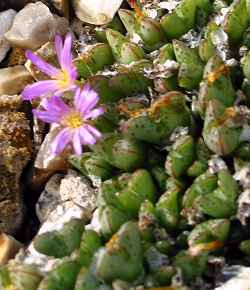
[0,65,32,95]
[5,2,68,50]
[36,170,97,223]
[8,47,26,66]
[0,95,23,112]
[59,170,97,212]
[0,96,32,235]
[36,174,63,222]
[237,190,250,226]
[0,9,16,63]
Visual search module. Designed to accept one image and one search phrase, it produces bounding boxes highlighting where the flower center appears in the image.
[56,69,71,89]
[63,112,83,128]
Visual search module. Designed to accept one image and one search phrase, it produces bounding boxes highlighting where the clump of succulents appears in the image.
[2,0,250,289]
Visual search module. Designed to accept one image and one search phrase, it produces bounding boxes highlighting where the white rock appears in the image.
[215,267,250,290]
[234,165,250,190]
[39,201,86,234]
[36,169,97,223]
[20,169,97,272]
[36,174,64,223]
[0,65,32,95]
[5,2,67,50]
[59,169,97,219]
[0,9,16,63]
[237,189,250,225]
[85,209,101,233]
[72,0,123,25]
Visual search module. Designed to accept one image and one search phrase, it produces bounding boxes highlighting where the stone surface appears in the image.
[5,2,68,50]
[0,233,22,265]
[215,266,250,290]
[0,65,32,95]
[36,170,97,223]
[20,169,97,272]
[0,9,16,63]
[59,170,97,216]
[54,15,69,37]
[8,47,26,66]
[72,0,123,25]
[36,174,63,222]
[0,109,32,235]
[0,95,23,112]
[237,190,250,226]
[85,209,101,233]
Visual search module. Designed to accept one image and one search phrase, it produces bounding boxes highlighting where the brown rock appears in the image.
[0,95,23,112]
[52,0,69,17]
[0,233,22,264]
[0,111,32,235]
[0,65,32,95]
[0,112,32,149]
[0,198,25,235]
[8,47,26,66]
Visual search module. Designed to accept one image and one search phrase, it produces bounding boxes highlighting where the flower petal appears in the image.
[26,50,60,77]
[85,124,102,139]
[51,128,72,155]
[84,107,105,120]
[73,88,82,109]
[32,109,62,123]
[77,85,99,116]
[55,34,63,67]
[42,95,70,115]
[73,130,83,155]
[79,126,97,145]
[61,32,73,71]
[21,80,58,100]
[70,66,78,81]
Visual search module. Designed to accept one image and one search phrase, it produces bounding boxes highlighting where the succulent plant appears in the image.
[5,0,250,289]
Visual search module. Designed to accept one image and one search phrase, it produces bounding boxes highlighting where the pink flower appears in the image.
[33,85,104,155]
[22,33,78,101]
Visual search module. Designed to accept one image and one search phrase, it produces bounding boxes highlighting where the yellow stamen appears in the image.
[63,112,83,128]
[54,69,71,89]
